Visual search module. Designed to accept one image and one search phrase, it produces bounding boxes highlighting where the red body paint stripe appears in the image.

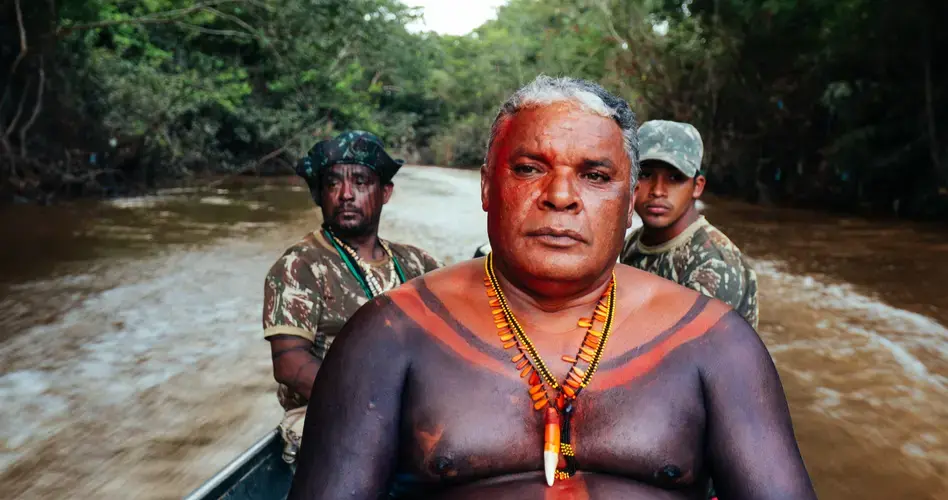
[388,288,512,376]
[594,302,729,390]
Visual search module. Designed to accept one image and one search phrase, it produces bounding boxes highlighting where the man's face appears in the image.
[319,163,392,237]
[634,162,705,230]
[481,102,634,285]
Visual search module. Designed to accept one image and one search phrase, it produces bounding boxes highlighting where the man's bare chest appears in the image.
[397,352,709,490]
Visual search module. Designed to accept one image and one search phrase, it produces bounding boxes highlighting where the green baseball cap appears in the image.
[638,120,704,178]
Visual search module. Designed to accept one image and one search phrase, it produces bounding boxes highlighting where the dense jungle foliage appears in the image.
[1,0,946,217]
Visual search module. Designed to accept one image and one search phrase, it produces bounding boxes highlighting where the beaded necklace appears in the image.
[483,252,616,486]
[324,227,407,298]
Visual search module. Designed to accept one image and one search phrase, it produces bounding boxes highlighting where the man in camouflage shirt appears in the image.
[262,130,440,462]
[620,120,758,328]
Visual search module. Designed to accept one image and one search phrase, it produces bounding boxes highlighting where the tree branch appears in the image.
[54,0,241,37]
[175,21,253,38]
[3,74,32,142]
[203,6,265,41]
[1,0,29,113]
[19,59,46,158]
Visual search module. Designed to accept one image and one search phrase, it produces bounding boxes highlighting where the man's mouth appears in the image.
[644,204,671,216]
[526,227,586,247]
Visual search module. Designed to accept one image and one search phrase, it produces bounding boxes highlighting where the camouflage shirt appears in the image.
[262,230,441,410]
[620,216,759,328]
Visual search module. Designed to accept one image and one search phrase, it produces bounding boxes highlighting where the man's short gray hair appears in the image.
[484,75,640,188]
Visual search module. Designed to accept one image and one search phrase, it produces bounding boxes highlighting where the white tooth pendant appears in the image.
[543,406,561,486]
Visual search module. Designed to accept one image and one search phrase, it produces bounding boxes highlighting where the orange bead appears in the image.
[520,365,533,378]
[578,352,593,363]
[580,346,596,356]
[561,355,577,364]
[566,377,581,389]
[489,298,500,306]
[529,372,541,385]
[492,308,503,315]
[503,340,517,349]
[529,384,544,395]
[495,321,509,329]
[577,319,593,328]
[583,338,599,349]
[516,359,529,370]
[572,366,586,378]
[587,329,603,338]
[512,352,525,363]
[531,390,546,401]
[487,289,497,297]
[568,370,584,385]
[563,385,576,397]
[594,313,607,322]
[534,398,549,410]
[499,333,514,342]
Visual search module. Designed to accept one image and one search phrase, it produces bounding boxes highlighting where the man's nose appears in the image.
[540,168,581,212]
[339,180,355,200]
[649,176,667,198]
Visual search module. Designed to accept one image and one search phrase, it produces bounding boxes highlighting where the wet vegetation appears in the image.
[1,0,946,218]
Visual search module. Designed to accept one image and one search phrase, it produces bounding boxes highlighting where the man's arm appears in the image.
[701,311,817,499]
[263,252,326,400]
[288,296,411,500]
[268,335,320,401]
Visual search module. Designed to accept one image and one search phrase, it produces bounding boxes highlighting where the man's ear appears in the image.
[381,182,394,205]
[480,163,490,212]
[626,185,636,229]
[693,174,706,199]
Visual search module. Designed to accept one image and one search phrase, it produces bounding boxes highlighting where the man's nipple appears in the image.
[430,456,458,478]
[653,464,684,484]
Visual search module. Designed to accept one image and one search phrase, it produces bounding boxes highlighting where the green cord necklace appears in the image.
[323,227,407,299]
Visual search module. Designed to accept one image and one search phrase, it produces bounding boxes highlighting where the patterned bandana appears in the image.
[296,130,404,195]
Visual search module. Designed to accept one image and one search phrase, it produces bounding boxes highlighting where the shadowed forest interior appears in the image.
[1,0,946,218]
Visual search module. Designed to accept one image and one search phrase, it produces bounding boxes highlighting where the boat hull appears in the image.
[184,429,293,500]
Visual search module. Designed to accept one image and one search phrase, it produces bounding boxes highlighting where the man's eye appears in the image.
[513,164,540,174]
[639,171,653,179]
[583,172,610,183]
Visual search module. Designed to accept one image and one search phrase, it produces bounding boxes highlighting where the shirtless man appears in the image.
[289,76,816,499]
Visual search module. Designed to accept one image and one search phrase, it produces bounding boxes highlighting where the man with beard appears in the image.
[262,130,440,463]
[620,120,758,329]
[288,77,814,499]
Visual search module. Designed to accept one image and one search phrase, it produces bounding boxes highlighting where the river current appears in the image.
[0,166,944,499]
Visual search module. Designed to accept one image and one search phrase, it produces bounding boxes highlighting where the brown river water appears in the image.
[0,166,945,499]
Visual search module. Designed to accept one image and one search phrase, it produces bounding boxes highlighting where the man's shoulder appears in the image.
[267,231,339,278]
[387,240,442,275]
[686,220,750,267]
[611,264,739,352]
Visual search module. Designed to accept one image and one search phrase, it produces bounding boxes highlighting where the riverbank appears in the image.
[0,166,945,499]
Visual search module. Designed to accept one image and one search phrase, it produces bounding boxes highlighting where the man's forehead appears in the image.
[498,105,626,162]
[324,163,377,176]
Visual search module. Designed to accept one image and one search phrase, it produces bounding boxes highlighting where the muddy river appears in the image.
[0,166,945,499]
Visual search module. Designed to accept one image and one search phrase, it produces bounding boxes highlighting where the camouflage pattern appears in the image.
[296,130,404,195]
[638,120,705,178]
[621,216,759,328]
[262,230,441,410]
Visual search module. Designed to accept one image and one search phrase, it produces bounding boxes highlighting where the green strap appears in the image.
[390,249,408,284]
[324,229,374,299]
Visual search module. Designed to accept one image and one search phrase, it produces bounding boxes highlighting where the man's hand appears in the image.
[269,335,321,401]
